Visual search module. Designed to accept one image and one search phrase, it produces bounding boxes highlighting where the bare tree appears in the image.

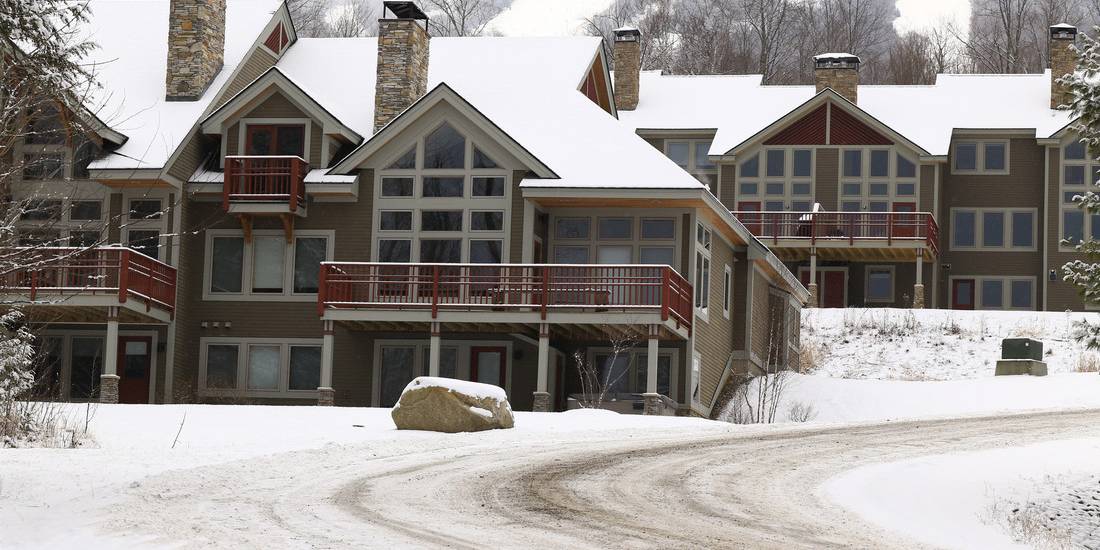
[736,0,794,83]
[423,0,508,37]
[322,0,377,38]
[286,0,332,37]
[884,31,936,84]
[572,333,638,409]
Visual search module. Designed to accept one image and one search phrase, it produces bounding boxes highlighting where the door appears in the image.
[598,246,632,305]
[952,279,976,310]
[244,124,306,157]
[117,336,152,404]
[868,201,889,238]
[737,201,762,235]
[822,271,846,308]
[892,202,917,238]
[471,347,506,388]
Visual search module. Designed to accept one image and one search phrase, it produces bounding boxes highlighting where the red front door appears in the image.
[737,202,762,235]
[471,347,507,388]
[892,202,917,238]
[952,279,976,310]
[117,336,152,404]
[822,271,846,308]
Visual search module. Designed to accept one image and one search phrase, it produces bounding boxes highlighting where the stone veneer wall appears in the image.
[1051,36,1077,109]
[166,0,225,101]
[613,39,640,110]
[814,68,858,104]
[374,19,429,133]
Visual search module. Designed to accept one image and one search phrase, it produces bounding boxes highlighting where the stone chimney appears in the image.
[813,53,860,104]
[165,0,226,101]
[1050,24,1078,109]
[613,27,641,111]
[374,1,430,133]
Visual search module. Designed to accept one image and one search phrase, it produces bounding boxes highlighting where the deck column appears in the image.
[428,322,441,377]
[318,320,335,406]
[100,307,120,404]
[643,325,663,415]
[806,249,819,308]
[913,251,925,309]
[533,323,551,412]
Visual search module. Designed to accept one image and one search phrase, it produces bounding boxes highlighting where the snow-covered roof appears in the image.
[83,0,282,171]
[278,37,703,189]
[619,70,1076,158]
[813,52,860,61]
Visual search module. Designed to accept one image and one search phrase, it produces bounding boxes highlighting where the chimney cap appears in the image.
[383,1,429,21]
[813,52,860,68]
[1051,23,1078,39]
[614,26,641,41]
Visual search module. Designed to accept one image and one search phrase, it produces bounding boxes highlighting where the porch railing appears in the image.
[223,155,309,212]
[319,263,693,331]
[0,247,177,317]
[731,211,940,255]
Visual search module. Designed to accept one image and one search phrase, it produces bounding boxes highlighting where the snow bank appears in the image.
[802,308,1098,380]
[403,376,508,402]
[779,372,1100,423]
[824,438,1100,549]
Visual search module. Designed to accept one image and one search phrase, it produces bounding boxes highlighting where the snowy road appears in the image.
[87,408,1100,549]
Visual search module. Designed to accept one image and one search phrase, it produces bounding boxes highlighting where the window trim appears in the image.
[371,339,513,406]
[1060,138,1097,251]
[950,140,1010,175]
[737,147,816,211]
[864,265,896,303]
[949,275,1036,310]
[586,346,680,400]
[722,264,732,319]
[949,207,1037,251]
[232,117,312,164]
[664,138,718,195]
[198,337,323,398]
[203,229,335,301]
[694,222,712,321]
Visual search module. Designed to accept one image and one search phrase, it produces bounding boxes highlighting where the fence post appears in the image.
[541,265,549,320]
[661,267,670,322]
[290,157,300,213]
[29,271,37,301]
[431,265,439,319]
[811,213,817,245]
[223,159,233,211]
[317,263,328,317]
[118,249,130,305]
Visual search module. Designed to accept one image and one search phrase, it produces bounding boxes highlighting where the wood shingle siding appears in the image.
[693,236,735,407]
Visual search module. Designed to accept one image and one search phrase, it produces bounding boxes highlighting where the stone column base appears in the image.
[913,283,925,309]
[317,387,335,406]
[807,283,819,308]
[99,375,120,404]
[642,393,664,416]
[532,391,551,412]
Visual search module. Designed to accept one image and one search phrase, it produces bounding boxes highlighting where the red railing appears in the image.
[731,211,940,255]
[319,263,693,332]
[0,247,177,317]
[223,155,308,212]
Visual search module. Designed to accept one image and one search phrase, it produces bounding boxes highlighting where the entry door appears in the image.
[892,202,917,238]
[471,347,506,388]
[952,279,976,310]
[244,124,306,157]
[117,336,152,404]
[598,246,632,305]
[737,202,762,235]
[822,271,846,308]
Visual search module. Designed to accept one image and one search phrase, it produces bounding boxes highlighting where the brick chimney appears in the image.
[1050,24,1078,109]
[374,1,430,133]
[813,53,860,104]
[613,27,641,111]
[165,0,225,101]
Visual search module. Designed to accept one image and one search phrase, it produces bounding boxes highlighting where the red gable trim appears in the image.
[763,104,826,145]
[264,23,285,53]
[830,105,892,145]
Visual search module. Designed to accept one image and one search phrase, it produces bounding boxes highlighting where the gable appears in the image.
[829,106,891,145]
[580,50,614,115]
[763,105,827,145]
[762,101,892,147]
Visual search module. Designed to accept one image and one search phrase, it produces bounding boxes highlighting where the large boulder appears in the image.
[392,377,514,433]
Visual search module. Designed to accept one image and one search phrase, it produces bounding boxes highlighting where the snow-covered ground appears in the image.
[825,438,1100,549]
[803,308,1097,379]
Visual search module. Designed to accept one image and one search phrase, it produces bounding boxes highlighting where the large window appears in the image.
[952,140,1009,174]
[15,197,105,248]
[665,139,718,196]
[375,121,509,263]
[737,148,814,211]
[865,266,895,303]
[951,208,1036,251]
[954,276,1035,310]
[374,340,508,407]
[244,123,306,158]
[1062,139,1100,248]
[200,339,323,397]
[694,222,712,317]
[205,230,333,300]
[549,215,678,270]
[839,148,919,211]
[590,349,676,397]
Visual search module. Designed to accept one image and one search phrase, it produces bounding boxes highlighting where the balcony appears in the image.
[223,156,308,241]
[318,263,693,340]
[0,247,176,323]
[731,211,940,261]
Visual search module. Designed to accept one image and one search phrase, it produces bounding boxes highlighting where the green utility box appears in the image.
[1002,338,1044,361]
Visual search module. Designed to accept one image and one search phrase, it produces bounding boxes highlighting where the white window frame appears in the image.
[203,229,335,301]
[198,337,323,398]
[951,140,1010,175]
[16,196,108,248]
[231,117,312,164]
[371,339,513,406]
[1060,138,1099,250]
[864,265,895,303]
[838,147,920,210]
[949,207,1037,251]
[722,264,732,319]
[951,275,1036,310]
[737,147,816,211]
[694,222,712,321]
[664,138,718,195]
[546,214,679,270]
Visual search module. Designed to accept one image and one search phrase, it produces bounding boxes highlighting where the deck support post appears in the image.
[533,323,551,412]
[318,320,335,406]
[100,307,120,404]
[913,251,925,309]
[428,322,441,377]
[807,249,819,308]
[643,325,663,416]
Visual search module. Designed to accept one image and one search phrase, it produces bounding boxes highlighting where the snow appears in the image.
[82,0,282,171]
[0,404,729,547]
[824,438,1100,549]
[802,308,1096,380]
[620,70,1074,158]
[403,376,508,402]
[278,37,703,191]
[486,0,616,37]
[813,52,860,60]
